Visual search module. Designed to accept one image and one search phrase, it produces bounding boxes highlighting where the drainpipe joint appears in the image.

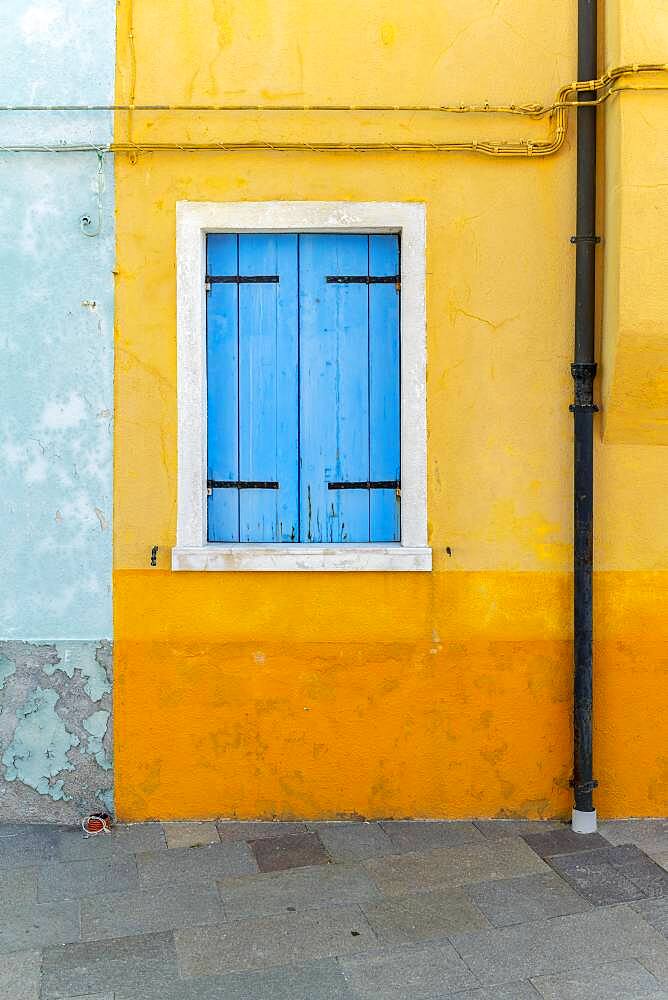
[570,363,599,412]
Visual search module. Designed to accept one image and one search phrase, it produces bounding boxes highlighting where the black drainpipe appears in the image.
[570,0,599,833]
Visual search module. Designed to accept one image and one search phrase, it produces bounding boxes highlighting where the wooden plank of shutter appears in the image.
[238,234,299,542]
[299,234,370,543]
[369,235,401,542]
[206,234,240,541]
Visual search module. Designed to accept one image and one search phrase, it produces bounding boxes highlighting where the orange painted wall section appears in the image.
[115,633,667,820]
[114,567,667,820]
[113,0,668,820]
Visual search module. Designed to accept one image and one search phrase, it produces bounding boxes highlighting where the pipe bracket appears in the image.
[570,362,599,411]
[570,778,598,794]
[570,234,601,245]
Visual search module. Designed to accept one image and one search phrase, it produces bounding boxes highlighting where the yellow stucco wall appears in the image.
[113,0,668,820]
[601,2,668,443]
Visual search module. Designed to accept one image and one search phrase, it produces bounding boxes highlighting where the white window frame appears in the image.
[172,200,430,572]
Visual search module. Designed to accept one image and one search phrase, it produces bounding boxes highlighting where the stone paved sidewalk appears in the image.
[0,818,667,999]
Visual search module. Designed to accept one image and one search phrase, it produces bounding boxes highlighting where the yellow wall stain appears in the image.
[113,0,668,820]
[380,23,396,46]
[212,0,234,49]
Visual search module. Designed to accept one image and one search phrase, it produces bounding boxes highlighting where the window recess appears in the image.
[173,200,429,573]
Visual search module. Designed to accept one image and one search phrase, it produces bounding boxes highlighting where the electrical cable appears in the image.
[0,64,665,157]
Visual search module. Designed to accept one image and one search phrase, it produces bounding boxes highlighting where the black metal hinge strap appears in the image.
[328,480,400,490]
[206,275,279,283]
[208,480,279,489]
[326,275,400,284]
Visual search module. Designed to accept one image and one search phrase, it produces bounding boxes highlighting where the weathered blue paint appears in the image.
[43,641,112,702]
[300,234,371,542]
[83,709,112,771]
[207,233,401,544]
[2,687,79,801]
[0,3,116,820]
[0,1,116,640]
[207,234,240,542]
[238,235,299,542]
[0,654,16,688]
[207,234,300,543]
[369,235,401,542]
[0,640,113,821]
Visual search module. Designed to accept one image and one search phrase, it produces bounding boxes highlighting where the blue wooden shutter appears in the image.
[207,234,299,542]
[207,234,239,541]
[299,234,400,543]
[207,232,400,545]
[369,235,401,542]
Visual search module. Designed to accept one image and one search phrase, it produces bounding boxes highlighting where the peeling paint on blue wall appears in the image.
[0,641,113,822]
[44,643,112,702]
[83,710,112,771]
[0,3,116,820]
[0,654,16,688]
[3,687,79,801]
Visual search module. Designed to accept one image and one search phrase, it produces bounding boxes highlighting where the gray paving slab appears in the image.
[610,846,668,897]
[439,986,540,1000]
[474,821,563,841]
[163,822,220,849]
[547,859,641,906]
[361,886,489,944]
[364,837,548,897]
[0,949,41,1000]
[642,950,668,989]
[218,862,381,919]
[116,958,356,999]
[56,823,166,861]
[0,826,62,868]
[5,818,666,1000]
[41,930,179,998]
[0,824,46,838]
[549,845,668,905]
[250,831,330,872]
[217,821,308,842]
[531,958,668,999]
[38,855,139,902]
[58,995,114,1000]
[339,939,476,999]
[642,950,668,991]
[307,822,394,861]
[522,828,610,858]
[81,881,225,940]
[450,904,668,985]
[0,899,80,953]
[634,898,668,938]
[0,866,38,908]
[465,872,592,926]
[175,904,376,977]
[137,840,257,889]
[600,821,668,854]
[380,820,485,852]
[650,853,668,872]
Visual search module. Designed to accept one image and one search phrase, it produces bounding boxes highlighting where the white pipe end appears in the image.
[572,807,598,834]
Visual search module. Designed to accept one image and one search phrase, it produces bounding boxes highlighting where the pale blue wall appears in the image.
[0,1,116,640]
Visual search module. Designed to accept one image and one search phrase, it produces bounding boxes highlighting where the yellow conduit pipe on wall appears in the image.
[0,64,665,156]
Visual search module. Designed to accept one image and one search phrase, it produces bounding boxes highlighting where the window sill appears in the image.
[171,544,432,572]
